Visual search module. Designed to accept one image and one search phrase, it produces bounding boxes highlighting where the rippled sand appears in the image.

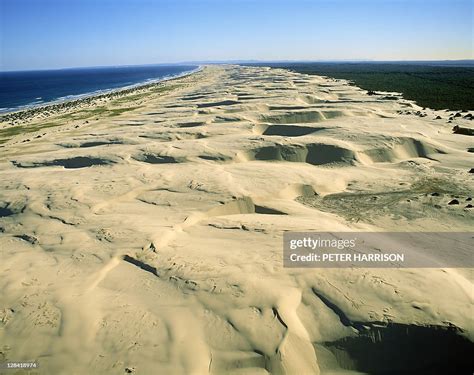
[0,65,473,374]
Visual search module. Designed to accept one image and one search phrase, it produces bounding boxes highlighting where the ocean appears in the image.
[0,64,199,113]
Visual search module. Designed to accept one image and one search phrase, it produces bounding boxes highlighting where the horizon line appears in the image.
[2,58,473,73]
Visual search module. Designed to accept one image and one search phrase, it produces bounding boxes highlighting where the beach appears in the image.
[0,65,473,374]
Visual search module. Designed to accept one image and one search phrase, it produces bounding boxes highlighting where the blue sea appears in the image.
[0,64,199,113]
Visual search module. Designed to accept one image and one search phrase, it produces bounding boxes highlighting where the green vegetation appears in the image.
[82,106,140,117]
[108,107,140,116]
[0,82,179,144]
[113,84,177,104]
[245,62,474,110]
[0,122,58,143]
[0,105,140,143]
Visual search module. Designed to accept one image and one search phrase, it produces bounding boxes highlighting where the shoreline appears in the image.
[0,65,202,126]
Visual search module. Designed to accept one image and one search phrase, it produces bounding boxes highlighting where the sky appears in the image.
[0,0,472,71]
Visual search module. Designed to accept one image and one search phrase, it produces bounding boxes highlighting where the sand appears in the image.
[0,65,473,374]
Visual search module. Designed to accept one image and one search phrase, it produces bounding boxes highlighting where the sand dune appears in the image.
[0,65,473,374]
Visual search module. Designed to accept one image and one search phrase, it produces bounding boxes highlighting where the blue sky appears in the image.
[1,0,472,71]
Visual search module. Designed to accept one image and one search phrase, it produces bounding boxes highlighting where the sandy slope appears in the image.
[0,65,473,374]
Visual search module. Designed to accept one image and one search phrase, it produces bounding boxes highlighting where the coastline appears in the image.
[0,65,202,125]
